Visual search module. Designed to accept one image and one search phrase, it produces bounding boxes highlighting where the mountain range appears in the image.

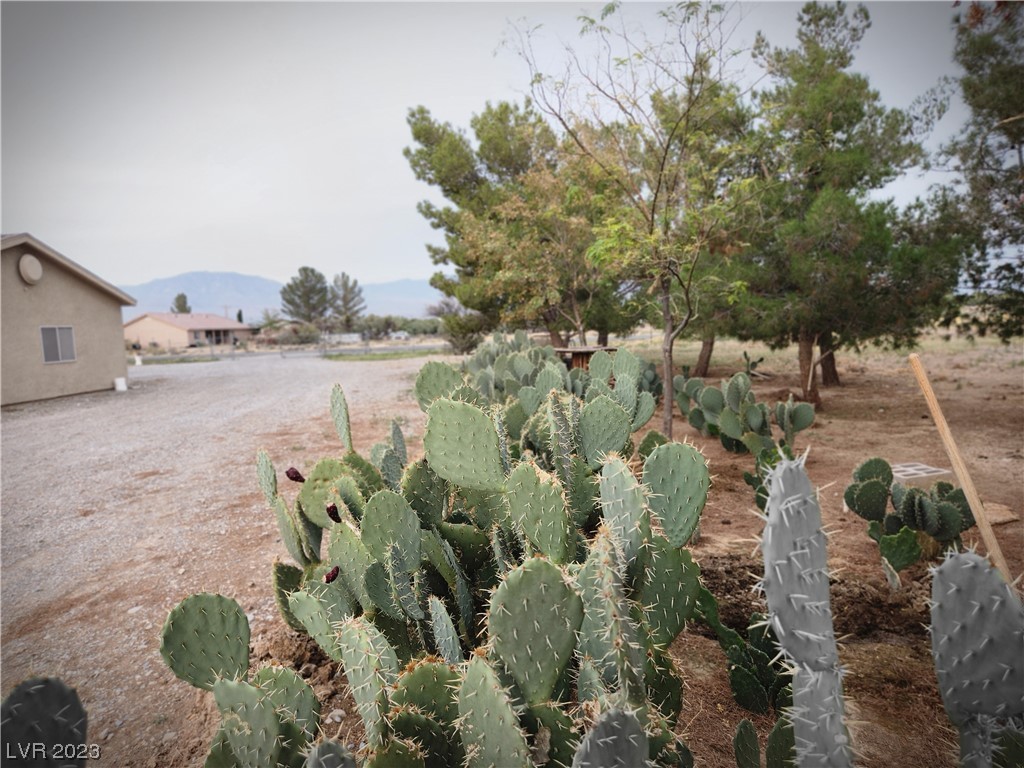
[118,272,444,322]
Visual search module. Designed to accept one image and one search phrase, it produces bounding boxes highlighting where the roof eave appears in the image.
[1,233,137,306]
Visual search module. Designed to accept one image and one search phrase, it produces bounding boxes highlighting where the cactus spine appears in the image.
[929,550,1024,768]
[761,457,853,767]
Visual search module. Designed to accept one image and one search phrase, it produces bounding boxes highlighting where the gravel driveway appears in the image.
[1,353,436,765]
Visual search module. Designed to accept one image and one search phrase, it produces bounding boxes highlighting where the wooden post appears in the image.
[908,353,1013,583]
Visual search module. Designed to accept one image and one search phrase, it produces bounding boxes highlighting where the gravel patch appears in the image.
[0,352,436,765]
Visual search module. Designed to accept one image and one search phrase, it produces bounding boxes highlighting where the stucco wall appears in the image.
[123,317,190,349]
[2,244,129,405]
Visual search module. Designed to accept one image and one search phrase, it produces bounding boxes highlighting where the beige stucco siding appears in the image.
[2,244,129,405]
[123,316,190,349]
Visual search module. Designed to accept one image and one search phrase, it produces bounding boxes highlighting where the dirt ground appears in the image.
[1,336,1021,767]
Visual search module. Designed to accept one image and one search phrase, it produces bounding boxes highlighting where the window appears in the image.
[41,326,76,363]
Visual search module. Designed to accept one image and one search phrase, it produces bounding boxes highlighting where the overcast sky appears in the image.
[2,1,966,289]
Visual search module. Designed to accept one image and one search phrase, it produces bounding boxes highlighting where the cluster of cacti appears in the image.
[416,349,658,483]
[673,371,815,514]
[759,457,854,767]
[431,333,659,441]
[695,591,793,716]
[158,372,717,766]
[159,592,322,766]
[1,677,90,764]
[733,717,795,768]
[928,550,1024,768]
[674,372,813,457]
[844,457,978,582]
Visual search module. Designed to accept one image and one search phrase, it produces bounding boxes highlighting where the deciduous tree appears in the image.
[515,2,757,434]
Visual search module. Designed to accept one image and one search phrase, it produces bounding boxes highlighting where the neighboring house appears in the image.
[1,233,137,406]
[123,312,254,350]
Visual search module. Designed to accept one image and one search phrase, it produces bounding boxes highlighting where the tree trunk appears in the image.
[798,331,822,408]
[597,329,609,347]
[661,279,675,437]
[693,334,715,378]
[547,328,567,347]
[819,333,841,387]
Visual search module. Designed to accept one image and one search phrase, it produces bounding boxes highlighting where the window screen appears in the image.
[41,326,76,363]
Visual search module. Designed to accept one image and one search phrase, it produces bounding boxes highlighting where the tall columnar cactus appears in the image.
[761,457,853,768]
[929,550,1024,768]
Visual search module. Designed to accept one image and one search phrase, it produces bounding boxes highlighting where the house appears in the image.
[1,233,137,406]
[123,312,254,350]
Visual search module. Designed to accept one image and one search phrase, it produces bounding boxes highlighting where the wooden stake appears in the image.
[908,353,1013,583]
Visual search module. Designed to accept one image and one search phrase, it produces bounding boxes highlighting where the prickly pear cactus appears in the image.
[488,557,584,706]
[570,707,649,768]
[845,457,979,583]
[1,677,88,767]
[159,592,250,691]
[930,550,1024,768]
[458,655,532,768]
[761,457,853,768]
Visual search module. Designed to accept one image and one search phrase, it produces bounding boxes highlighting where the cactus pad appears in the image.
[570,707,648,768]
[580,396,631,469]
[599,456,650,573]
[506,462,575,564]
[361,489,421,568]
[305,740,358,768]
[638,535,701,648]
[391,660,461,725]
[458,655,532,768]
[336,617,400,750]
[1,677,88,764]
[930,551,1024,727]
[643,442,709,548]
[489,557,584,706]
[160,593,250,691]
[424,398,506,492]
[331,383,352,450]
[212,679,282,768]
[415,361,464,411]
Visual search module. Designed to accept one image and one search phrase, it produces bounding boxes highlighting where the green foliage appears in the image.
[170,292,191,313]
[330,272,366,333]
[281,266,332,325]
[738,3,952,402]
[844,457,978,581]
[517,2,760,435]
[427,296,487,354]
[938,5,1024,342]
